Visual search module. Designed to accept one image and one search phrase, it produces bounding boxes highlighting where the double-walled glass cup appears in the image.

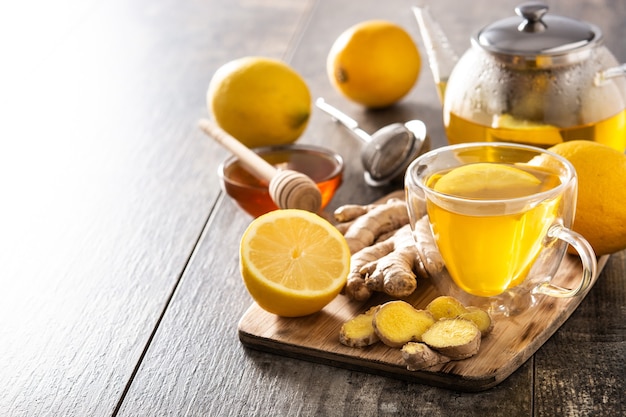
[405,142,597,315]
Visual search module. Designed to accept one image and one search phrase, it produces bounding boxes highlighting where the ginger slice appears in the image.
[372,301,435,348]
[420,318,481,360]
[427,296,493,336]
[426,295,469,320]
[338,295,493,370]
[459,306,494,337]
[401,342,451,371]
[339,306,380,348]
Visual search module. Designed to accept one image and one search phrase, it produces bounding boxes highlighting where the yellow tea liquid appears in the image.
[426,162,562,297]
[444,109,626,152]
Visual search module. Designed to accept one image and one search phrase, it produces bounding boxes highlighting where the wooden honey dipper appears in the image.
[198,119,322,213]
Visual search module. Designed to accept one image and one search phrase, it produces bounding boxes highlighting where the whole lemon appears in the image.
[207,57,311,148]
[327,20,421,108]
[548,140,626,256]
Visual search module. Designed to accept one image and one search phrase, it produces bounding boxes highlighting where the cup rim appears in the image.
[218,143,344,190]
[406,141,577,205]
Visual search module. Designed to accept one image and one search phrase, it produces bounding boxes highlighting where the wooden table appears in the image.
[1,0,624,416]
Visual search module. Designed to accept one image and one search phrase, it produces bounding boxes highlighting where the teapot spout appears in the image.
[412,5,459,103]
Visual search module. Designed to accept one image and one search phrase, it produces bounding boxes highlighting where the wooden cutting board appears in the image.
[238,252,607,392]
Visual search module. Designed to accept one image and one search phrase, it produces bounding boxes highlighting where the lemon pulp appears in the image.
[432,162,542,199]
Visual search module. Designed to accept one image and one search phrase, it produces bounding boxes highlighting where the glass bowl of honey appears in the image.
[218,144,344,217]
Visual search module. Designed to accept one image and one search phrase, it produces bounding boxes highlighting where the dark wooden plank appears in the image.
[534,249,626,417]
[0,0,307,416]
[116,0,626,416]
[530,2,626,416]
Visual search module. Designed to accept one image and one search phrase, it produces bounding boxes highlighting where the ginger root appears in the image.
[334,198,443,301]
[337,198,409,254]
[333,203,381,223]
[372,301,435,348]
[339,306,380,348]
[421,318,481,360]
[411,215,445,278]
[347,224,419,299]
[401,342,451,371]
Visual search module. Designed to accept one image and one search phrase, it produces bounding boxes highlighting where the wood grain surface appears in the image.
[0,0,309,416]
[1,0,624,416]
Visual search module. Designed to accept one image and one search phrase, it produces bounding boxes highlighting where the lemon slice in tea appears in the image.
[239,209,350,317]
[492,114,563,146]
[432,162,542,199]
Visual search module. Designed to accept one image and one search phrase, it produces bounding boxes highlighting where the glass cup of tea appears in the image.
[405,142,598,316]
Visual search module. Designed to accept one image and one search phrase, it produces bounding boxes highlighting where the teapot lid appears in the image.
[475,2,602,66]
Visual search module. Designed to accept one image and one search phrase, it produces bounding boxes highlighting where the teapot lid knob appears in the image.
[515,2,548,32]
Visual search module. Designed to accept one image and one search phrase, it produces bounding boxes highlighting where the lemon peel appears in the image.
[208,57,311,148]
[548,140,626,255]
[327,20,421,108]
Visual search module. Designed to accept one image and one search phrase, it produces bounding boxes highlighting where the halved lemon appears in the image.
[239,209,350,317]
[432,162,541,199]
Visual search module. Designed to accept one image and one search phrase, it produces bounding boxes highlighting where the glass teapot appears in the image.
[413,3,626,151]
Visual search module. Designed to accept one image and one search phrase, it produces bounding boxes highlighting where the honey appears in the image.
[220,146,343,217]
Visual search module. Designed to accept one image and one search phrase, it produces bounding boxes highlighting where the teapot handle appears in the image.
[595,63,626,86]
